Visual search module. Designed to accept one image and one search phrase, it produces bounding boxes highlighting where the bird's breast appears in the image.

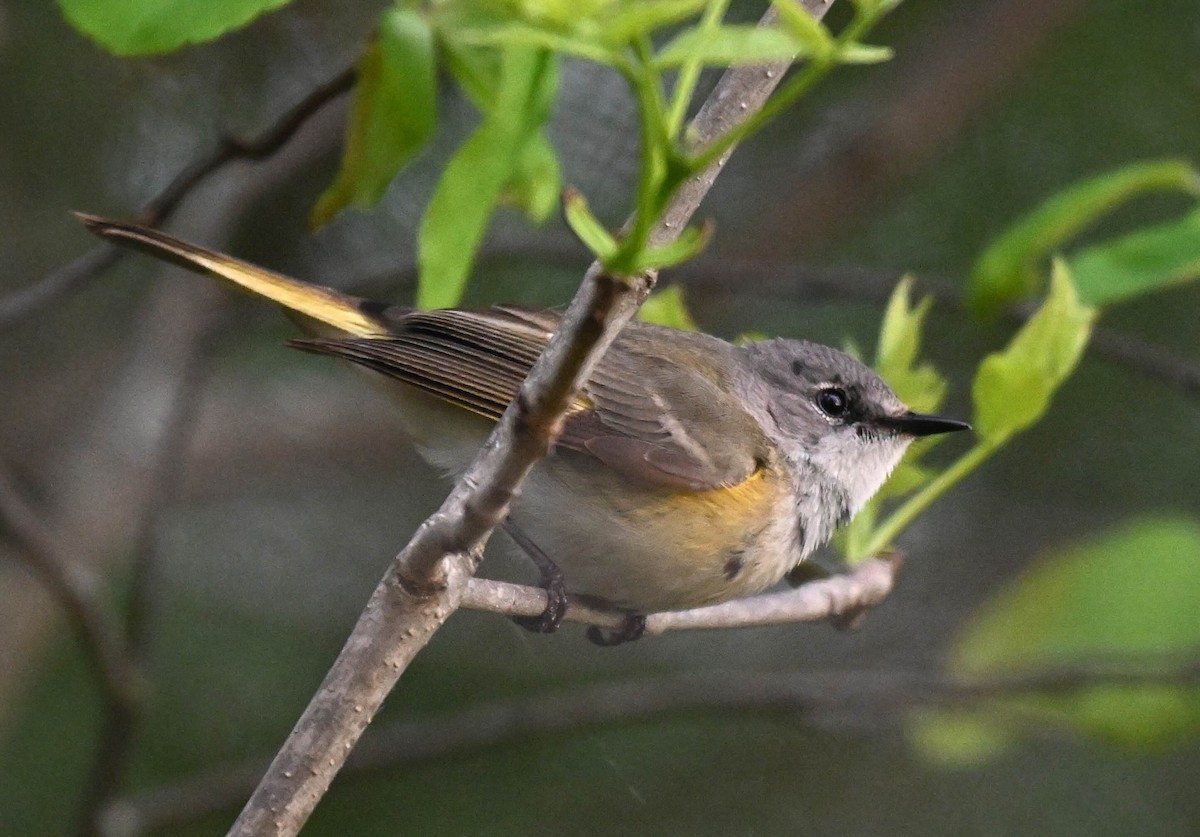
[510,455,803,612]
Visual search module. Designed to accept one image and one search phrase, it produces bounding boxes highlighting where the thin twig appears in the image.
[104,658,1200,836]
[228,5,837,833]
[0,468,140,707]
[73,330,218,837]
[459,556,899,634]
[680,258,1200,399]
[0,67,355,330]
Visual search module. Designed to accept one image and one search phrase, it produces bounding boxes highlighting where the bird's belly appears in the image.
[511,456,800,613]
[383,386,802,612]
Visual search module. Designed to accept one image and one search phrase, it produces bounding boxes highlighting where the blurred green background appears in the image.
[2,0,1198,834]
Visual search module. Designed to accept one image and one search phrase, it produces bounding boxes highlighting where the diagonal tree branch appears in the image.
[229,3,838,833]
[0,67,354,330]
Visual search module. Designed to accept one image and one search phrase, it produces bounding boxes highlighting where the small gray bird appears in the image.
[81,216,969,641]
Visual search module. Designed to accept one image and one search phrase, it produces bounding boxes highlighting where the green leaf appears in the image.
[654,24,810,68]
[957,519,1200,670]
[631,220,714,271]
[1068,206,1200,307]
[851,0,903,15]
[835,42,892,63]
[502,131,561,223]
[637,285,698,331]
[908,711,1015,767]
[311,8,437,229]
[770,0,835,59]
[417,47,558,310]
[57,0,295,55]
[912,517,1200,764]
[563,188,618,261]
[515,0,615,28]
[874,276,946,415]
[453,23,622,66]
[438,33,501,109]
[969,159,1200,316]
[601,0,709,46]
[972,260,1095,443]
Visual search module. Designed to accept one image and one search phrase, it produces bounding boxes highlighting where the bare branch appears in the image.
[74,332,216,837]
[0,467,139,707]
[460,556,899,634]
[229,4,839,833]
[0,67,354,331]
[106,657,1200,836]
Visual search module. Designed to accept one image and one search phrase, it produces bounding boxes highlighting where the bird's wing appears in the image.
[78,217,762,491]
[294,307,554,420]
[297,311,764,492]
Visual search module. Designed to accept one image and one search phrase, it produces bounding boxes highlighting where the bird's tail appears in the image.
[76,213,392,338]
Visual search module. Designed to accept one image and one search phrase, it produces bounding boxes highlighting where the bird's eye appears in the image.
[816,387,848,418]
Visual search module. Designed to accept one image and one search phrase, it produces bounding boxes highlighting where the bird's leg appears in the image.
[586,614,647,647]
[502,519,569,634]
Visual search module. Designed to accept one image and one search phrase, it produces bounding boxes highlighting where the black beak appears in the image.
[879,411,972,437]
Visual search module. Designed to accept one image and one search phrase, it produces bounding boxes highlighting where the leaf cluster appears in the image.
[842,160,1200,762]
[59,0,898,306]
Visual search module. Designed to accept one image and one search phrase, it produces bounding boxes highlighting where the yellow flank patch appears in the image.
[673,465,771,513]
[630,464,775,546]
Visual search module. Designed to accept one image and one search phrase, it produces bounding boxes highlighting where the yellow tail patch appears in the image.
[77,214,386,338]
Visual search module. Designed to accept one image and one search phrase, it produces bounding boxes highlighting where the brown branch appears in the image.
[0,67,355,330]
[106,657,1200,835]
[460,556,900,634]
[228,5,836,833]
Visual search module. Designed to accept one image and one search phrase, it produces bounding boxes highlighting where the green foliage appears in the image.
[503,133,562,223]
[969,159,1200,316]
[1069,207,1200,307]
[56,0,295,55]
[563,188,618,262]
[911,518,1200,764]
[873,275,945,414]
[637,285,699,331]
[972,260,1095,443]
[59,0,902,306]
[311,8,437,228]
[630,221,715,273]
[417,46,557,309]
[771,0,836,59]
[653,25,815,68]
[431,0,897,288]
[841,263,1094,563]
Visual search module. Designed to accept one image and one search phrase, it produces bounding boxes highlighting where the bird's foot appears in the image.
[511,571,569,634]
[586,614,647,647]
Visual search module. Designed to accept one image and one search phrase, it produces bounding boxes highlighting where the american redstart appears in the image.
[80,215,968,641]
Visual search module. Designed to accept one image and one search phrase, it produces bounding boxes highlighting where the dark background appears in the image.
[2,0,1198,834]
